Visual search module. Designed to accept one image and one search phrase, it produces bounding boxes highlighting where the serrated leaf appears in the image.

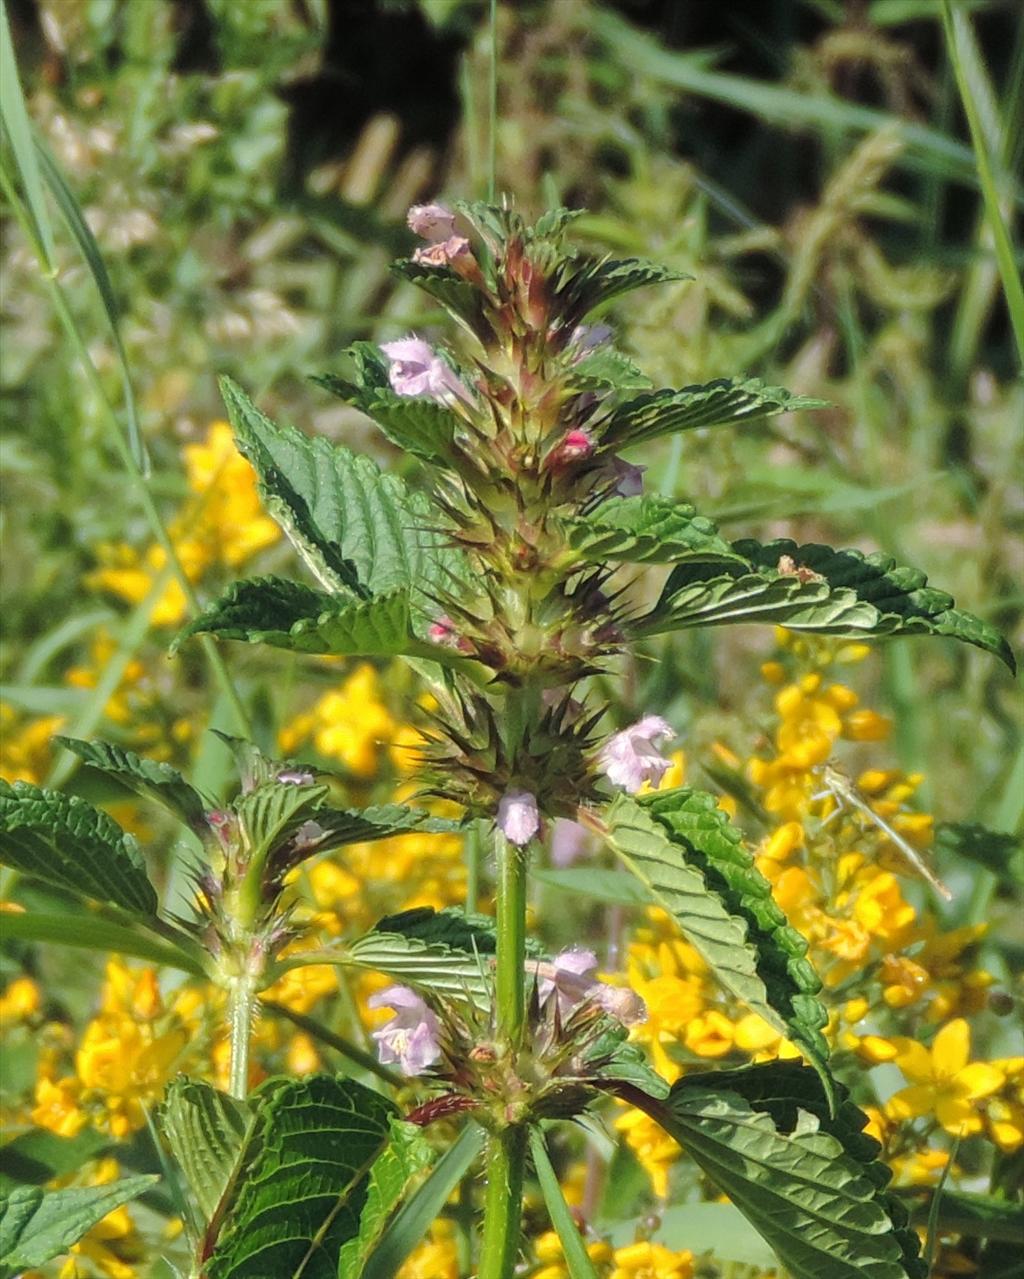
[161,1078,252,1227]
[602,378,824,446]
[0,910,205,976]
[0,780,158,917]
[389,259,485,332]
[555,255,689,325]
[644,1061,926,1279]
[340,913,492,1006]
[0,1176,157,1276]
[601,793,831,1097]
[582,1020,670,1099]
[53,736,207,830]
[568,348,652,393]
[235,780,328,859]
[641,538,1015,670]
[641,787,830,1080]
[296,803,461,856]
[206,1073,396,1279]
[0,1128,111,1195]
[562,496,738,565]
[337,1121,433,1279]
[314,370,459,465]
[178,577,419,659]
[220,377,460,601]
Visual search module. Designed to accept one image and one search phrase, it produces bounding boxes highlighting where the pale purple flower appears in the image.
[497,788,540,846]
[598,715,676,793]
[550,818,590,867]
[569,323,613,358]
[407,202,457,242]
[536,948,646,1025]
[368,986,442,1075]
[609,456,646,497]
[413,236,472,268]
[380,336,471,404]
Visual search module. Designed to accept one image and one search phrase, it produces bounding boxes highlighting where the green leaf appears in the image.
[161,1078,252,1227]
[532,867,651,905]
[530,1128,602,1279]
[337,1121,434,1279]
[555,255,690,325]
[602,378,824,446]
[642,538,1016,671]
[206,1073,396,1279]
[569,348,653,393]
[0,780,158,917]
[628,1202,776,1268]
[314,367,459,466]
[220,376,459,601]
[0,1176,157,1277]
[362,1125,485,1279]
[900,1187,1024,1244]
[0,1128,111,1195]
[643,1061,926,1279]
[235,780,328,860]
[582,1019,670,1100]
[0,910,206,976]
[297,803,461,855]
[602,793,831,1097]
[339,911,493,1006]
[562,496,738,566]
[53,736,208,830]
[389,259,485,332]
[178,577,418,658]
[934,823,1024,887]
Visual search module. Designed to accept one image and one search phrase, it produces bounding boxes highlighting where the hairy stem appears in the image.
[477,1124,528,1279]
[227,976,257,1101]
[494,830,528,1049]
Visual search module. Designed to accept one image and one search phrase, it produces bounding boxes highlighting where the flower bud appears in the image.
[497,788,540,846]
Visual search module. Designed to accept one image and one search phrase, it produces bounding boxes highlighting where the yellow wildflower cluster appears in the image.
[529,1229,694,1279]
[279,662,397,778]
[0,705,64,785]
[89,421,279,626]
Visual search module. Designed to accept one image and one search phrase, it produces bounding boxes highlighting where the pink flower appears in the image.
[598,715,675,792]
[550,818,590,867]
[407,202,457,242]
[536,948,646,1025]
[413,236,472,268]
[368,986,442,1075]
[380,336,471,404]
[497,788,540,846]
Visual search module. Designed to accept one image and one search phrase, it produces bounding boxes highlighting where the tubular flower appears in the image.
[407,202,457,241]
[497,788,541,846]
[887,1019,1005,1136]
[535,949,646,1025]
[368,986,442,1075]
[380,337,472,404]
[599,716,676,793]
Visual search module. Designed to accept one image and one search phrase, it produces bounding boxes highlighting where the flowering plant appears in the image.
[0,203,1015,1279]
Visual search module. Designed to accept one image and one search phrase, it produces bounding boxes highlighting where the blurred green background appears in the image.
[2,0,1021,837]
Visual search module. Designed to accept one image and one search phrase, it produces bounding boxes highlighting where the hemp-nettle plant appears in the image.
[0,202,1014,1279]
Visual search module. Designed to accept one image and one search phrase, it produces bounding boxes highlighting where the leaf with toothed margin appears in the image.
[389,259,485,333]
[176,577,420,659]
[637,1061,927,1279]
[601,792,832,1104]
[220,377,462,603]
[640,538,1015,671]
[53,736,208,830]
[0,780,158,917]
[554,255,691,326]
[602,377,825,447]
[204,1074,397,1279]
[313,369,460,466]
[562,496,740,566]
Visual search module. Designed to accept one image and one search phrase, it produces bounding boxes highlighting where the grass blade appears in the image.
[0,0,55,269]
[530,1128,602,1279]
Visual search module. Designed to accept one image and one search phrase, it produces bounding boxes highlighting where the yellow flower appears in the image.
[31,1075,88,1138]
[615,1107,680,1199]
[887,1019,1005,1136]
[0,975,41,1024]
[0,705,64,784]
[532,1229,613,1279]
[280,663,395,778]
[684,1010,735,1058]
[397,1218,459,1279]
[611,1240,694,1279]
[61,1158,145,1279]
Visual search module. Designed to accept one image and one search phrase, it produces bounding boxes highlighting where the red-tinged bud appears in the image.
[428,615,474,654]
[406,1094,480,1126]
[547,429,594,469]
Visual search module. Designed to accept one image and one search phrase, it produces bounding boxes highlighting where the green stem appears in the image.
[227,976,257,1100]
[494,830,528,1049]
[477,1124,527,1279]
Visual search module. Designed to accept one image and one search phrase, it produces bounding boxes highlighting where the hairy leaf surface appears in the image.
[641,538,1015,669]
[54,736,207,830]
[0,780,157,916]
[178,577,417,658]
[315,367,459,465]
[603,378,824,446]
[646,1062,926,1279]
[206,1074,395,1279]
[555,256,689,325]
[602,793,830,1096]
[0,1177,156,1277]
[161,1079,252,1226]
[337,1122,433,1279]
[562,496,738,565]
[221,377,459,601]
